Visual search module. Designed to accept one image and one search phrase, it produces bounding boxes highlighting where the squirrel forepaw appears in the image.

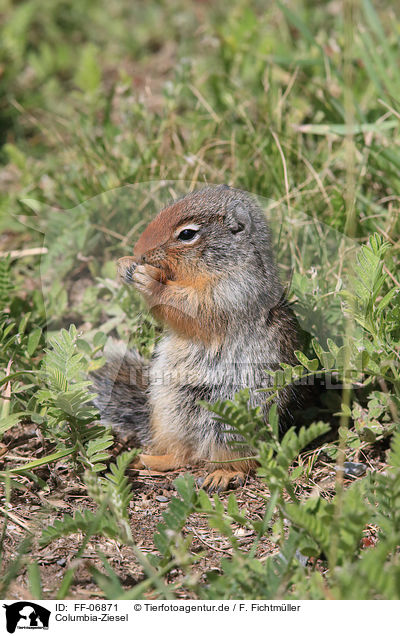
[200,470,246,494]
[131,264,164,298]
[117,259,164,295]
[117,256,137,284]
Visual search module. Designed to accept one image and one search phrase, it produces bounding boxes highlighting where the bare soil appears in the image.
[0,422,386,600]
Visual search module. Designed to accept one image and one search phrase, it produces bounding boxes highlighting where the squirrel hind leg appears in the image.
[133,453,187,472]
[201,469,246,494]
[200,469,246,494]
[200,455,257,493]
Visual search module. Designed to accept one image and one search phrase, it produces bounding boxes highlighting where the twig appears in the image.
[0,505,32,532]
[0,247,47,259]
[188,84,221,124]
[187,525,232,554]
[383,265,400,288]
[271,129,291,214]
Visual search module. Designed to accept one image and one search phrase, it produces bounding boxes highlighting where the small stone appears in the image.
[295,550,309,567]
[233,528,254,537]
[344,461,367,477]
[156,496,169,503]
[335,461,367,478]
[277,549,308,566]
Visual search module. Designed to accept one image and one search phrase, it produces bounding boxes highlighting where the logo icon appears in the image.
[3,602,50,633]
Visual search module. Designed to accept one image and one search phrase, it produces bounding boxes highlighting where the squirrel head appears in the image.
[119,185,283,341]
[131,185,275,280]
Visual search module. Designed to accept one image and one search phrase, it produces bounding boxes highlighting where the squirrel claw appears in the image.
[117,256,137,284]
[201,470,245,493]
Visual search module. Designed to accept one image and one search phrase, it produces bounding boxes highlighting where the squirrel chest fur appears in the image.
[93,185,298,491]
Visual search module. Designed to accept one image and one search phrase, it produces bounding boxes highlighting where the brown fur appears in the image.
[134,453,188,472]
[133,199,199,259]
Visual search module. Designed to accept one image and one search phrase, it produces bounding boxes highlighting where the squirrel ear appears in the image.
[225,201,251,234]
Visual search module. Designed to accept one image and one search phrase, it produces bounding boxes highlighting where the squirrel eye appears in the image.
[177,228,198,241]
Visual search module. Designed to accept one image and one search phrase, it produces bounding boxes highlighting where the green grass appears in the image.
[0,0,399,600]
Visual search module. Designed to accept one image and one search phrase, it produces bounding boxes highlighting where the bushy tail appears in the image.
[91,340,151,446]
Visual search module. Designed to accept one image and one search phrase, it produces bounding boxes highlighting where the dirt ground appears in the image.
[0,421,385,600]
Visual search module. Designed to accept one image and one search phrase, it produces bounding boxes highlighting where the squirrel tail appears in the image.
[91,341,151,446]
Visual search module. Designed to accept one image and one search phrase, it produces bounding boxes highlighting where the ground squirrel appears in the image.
[92,185,299,491]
